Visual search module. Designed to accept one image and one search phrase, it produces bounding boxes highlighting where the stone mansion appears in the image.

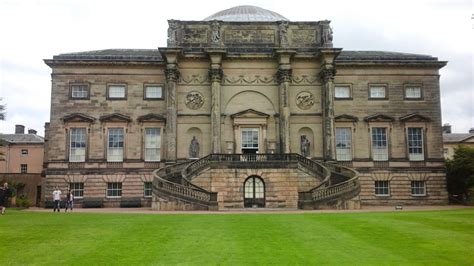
[43,6,448,210]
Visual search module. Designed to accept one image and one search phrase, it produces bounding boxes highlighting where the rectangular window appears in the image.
[70,182,84,198]
[369,86,386,99]
[144,86,163,99]
[144,182,152,197]
[107,128,124,162]
[21,149,28,156]
[70,128,87,162]
[20,164,27,173]
[335,86,351,99]
[144,128,161,161]
[71,84,89,99]
[374,181,390,196]
[411,181,426,196]
[241,128,259,149]
[107,182,122,198]
[405,86,422,99]
[371,127,388,161]
[408,128,424,161]
[108,85,126,99]
[336,127,352,161]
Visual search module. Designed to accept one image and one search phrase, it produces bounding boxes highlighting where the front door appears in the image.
[244,176,265,208]
[241,128,259,154]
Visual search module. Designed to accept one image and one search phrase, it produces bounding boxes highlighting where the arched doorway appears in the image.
[243,176,265,208]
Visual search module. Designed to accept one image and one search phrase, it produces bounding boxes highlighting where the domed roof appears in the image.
[204,5,288,22]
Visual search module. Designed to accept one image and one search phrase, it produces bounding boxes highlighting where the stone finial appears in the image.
[210,20,221,46]
[167,20,179,47]
[321,25,333,47]
[278,20,289,47]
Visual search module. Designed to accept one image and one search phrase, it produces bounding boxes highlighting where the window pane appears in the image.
[71,85,89,98]
[335,86,350,98]
[372,127,388,161]
[70,128,86,162]
[370,86,386,98]
[375,181,390,196]
[144,182,152,197]
[108,128,124,162]
[411,181,426,196]
[405,87,421,98]
[145,86,162,99]
[242,128,259,149]
[408,128,424,161]
[336,128,352,161]
[70,183,84,198]
[108,85,125,98]
[145,128,161,161]
[107,182,122,197]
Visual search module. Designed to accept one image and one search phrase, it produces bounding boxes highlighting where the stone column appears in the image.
[320,66,336,161]
[277,58,292,154]
[209,61,223,153]
[165,65,180,161]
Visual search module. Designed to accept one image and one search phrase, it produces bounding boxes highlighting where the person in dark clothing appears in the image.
[0,182,11,215]
[65,190,74,212]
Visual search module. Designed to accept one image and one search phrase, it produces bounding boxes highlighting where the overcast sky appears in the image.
[0,0,472,136]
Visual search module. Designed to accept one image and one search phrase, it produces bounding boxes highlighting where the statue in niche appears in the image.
[210,20,221,45]
[189,136,200,158]
[322,26,333,46]
[300,135,311,157]
[168,20,178,46]
[278,20,289,47]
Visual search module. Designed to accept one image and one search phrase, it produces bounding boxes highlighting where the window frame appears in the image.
[107,84,127,100]
[144,182,152,198]
[374,181,390,196]
[411,181,426,196]
[144,84,164,100]
[69,128,87,162]
[69,182,84,199]
[21,149,28,156]
[369,84,388,100]
[106,182,122,198]
[70,83,90,100]
[334,85,352,100]
[407,127,424,161]
[404,84,423,100]
[335,127,352,161]
[20,164,28,174]
[371,127,389,161]
[144,128,161,162]
[107,128,125,162]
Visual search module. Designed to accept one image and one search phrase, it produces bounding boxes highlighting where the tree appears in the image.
[0,99,5,161]
[446,145,474,204]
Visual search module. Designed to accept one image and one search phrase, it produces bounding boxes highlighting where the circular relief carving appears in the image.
[296,91,315,110]
[185,91,204,110]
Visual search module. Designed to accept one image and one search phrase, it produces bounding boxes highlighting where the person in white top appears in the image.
[52,186,62,212]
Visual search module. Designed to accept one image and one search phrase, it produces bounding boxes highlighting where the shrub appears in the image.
[16,195,31,208]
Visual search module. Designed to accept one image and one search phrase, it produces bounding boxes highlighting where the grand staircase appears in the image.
[152,154,360,210]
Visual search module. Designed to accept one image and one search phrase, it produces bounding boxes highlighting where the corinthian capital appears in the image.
[277,68,292,84]
[319,68,336,83]
[208,68,223,83]
[165,68,180,82]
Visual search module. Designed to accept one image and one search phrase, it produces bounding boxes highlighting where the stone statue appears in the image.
[168,20,178,46]
[322,26,333,46]
[278,21,289,47]
[211,20,221,45]
[189,136,200,158]
[300,135,310,157]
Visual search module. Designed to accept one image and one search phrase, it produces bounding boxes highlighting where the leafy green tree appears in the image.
[446,145,474,204]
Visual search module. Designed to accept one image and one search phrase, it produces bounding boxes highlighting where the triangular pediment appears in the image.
[137,113,166,122]
[399,113,430,122]
[99,113,132,122]
[63,113,96,123]
[364,113,395,122]
[335,114,359,122]
[230,109,270,119]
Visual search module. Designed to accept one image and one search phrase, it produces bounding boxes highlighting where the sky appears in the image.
[0,0,472,136]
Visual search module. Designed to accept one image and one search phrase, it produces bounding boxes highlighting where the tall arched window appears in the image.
[243,176,265,208]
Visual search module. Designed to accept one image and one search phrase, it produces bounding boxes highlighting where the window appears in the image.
[241,128,259,149]
[407,128,424,161]
[144,86,163,99]
[371,127,388,161]
[71,84,89,99]
[108,85,126,99]
[369,86,386,99]
[336,128,352,161]
[144,128,161,161]
[20,164,27,173]
[411,181,426,196]
[107,182,122,198]
[70,183,84,198]
[144,182,152,197]
[70,128,86,162]
[375,181,390,196]
[335,86,351,99]
[405,86,422,99]
[21,149,28,156]
[107,128,124,162]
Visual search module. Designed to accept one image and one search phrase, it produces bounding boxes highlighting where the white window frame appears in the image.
[405,86,422,99]
[70,182,84,199]
[107,128,124,162]
[369,86,387,99]
[144,128,161,162]
[335,127,352,161]
[144,182,152,198]
[69,128,87,162]
[374,181,390,196]
[371,127,388,161]
[334,86,351,99]
[144,86,163,99]
[20,164,27,173]
[106,182,122,198]
[407,127,424,161]
[71,84,89,99]
[241,128,259,150]
[108,85,126,99]
[411,181,426,196]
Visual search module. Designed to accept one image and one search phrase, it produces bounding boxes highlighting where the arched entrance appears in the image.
[243,176,265,208]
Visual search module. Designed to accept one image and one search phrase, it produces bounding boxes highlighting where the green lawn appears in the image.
[0,209,473,265]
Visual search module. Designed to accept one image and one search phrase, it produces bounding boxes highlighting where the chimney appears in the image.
[442,123,451,134]
[28,129,37,135]
[469,128,474,134]
[15,124,25,134]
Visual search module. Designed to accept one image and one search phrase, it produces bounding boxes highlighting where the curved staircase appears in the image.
[152,154,360,210]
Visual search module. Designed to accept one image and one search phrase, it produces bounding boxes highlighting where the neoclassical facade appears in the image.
[43,6,448,209]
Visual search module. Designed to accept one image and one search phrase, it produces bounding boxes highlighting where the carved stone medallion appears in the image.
[185,91,204,110]
[296,91,315,110]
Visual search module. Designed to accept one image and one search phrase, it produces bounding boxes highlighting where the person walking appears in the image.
[65,190,74,212]
[0,182,11,215]
[52,186,62,212]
